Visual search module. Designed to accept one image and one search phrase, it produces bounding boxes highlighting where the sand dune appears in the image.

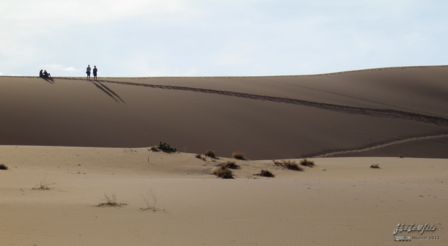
[0,146,446,246]
[1,66,447,158]
[1,66,447,245]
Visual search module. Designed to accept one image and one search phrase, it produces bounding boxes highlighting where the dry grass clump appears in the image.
[32,182,51,191]
[212,166,234,179]
[150,142,177,153]
[273,160,303,171]
[218,161,240,169]
[0,164,8,170]
[370,164,380,169]
[232,152,246,160]
[195,154,206,161]
[300,159,315,167]
[205,150,217,159]
[97,194,127,207]
[256,169,275,178]
[140,192,165,213]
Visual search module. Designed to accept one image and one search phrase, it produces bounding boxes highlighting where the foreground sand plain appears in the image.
[0,146,446,246]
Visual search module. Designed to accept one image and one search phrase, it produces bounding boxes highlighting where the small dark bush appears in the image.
[300,159,315,167]
[149,146,159,152]
[0,164,8,170]
[157,142,177,153]
[213,166,234,179]
[256,170,275,177]
[273,160,303,171]
[232,152,246,160]
[218,161,240,169]
[205,150,217,159]
[195,154,206,161]
[370,164,380,169]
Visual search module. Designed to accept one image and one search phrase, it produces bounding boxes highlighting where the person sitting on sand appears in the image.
[93,65,98,80]
[43,70,51,79]
[39,69,44,78]
[86,65,91,80]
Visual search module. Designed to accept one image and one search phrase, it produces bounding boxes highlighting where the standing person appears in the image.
[93,65,98,81]
[39,69,44,78]
[86,65,91,80]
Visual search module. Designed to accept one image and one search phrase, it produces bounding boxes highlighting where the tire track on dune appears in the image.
[54,77,448,126]
[307,133,448,158]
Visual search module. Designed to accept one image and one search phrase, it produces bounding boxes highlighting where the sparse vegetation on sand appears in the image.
[140,191,165,213]
[195,154,206,161]
[255,169,275,177]
[370,164,380,169]
[0,164,8,170]
[218,161,240,169]
[273,160,304,171]
[212,166,234,179]
[205,150,217,159]
[97,194,127,207]
[300,159,315,167]
[32,182,51,191]
[151,142,177,153]
[232,152,246,160]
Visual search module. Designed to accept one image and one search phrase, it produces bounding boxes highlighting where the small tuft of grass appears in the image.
[140,191,165,213]
[156,142,177,153]
[212,166,234,179]
[273,160,304,171]
[256,169,275,178]
[97,194,127,207]
[300,159,315,167]
[370,164,380,169]
[32,182,51,191]
[232,152,246,160]
[149,146,159,152]
[205,150,217,159]
[0,164,8,170]
[195,154,206,161]
[218,161,240,169]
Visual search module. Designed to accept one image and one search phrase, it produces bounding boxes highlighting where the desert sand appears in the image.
[0,146,447,246]
[0,65,448,159]
[0,66,447,245]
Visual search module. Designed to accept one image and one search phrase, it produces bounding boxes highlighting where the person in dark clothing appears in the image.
[43,70,51,79]
[93,66,98,80]
[39,69,44,78]
[86,65,91,80]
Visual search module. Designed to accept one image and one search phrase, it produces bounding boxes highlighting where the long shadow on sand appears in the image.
[91,81,125,103]
[41,77,55,84]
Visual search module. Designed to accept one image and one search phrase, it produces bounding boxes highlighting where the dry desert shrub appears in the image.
[300,159,315,167]
[232,152,246,160]
[97,194,127,207]
[212,166,234,179]
[218,161,240,169]
[273,160,303,171]
[32,182,51,191]
[140,191,165,213]
[205,150,217,159]
[256,169,275,178]
[0,164,8,170]
[370,164,380,169]
[151,142,177,153]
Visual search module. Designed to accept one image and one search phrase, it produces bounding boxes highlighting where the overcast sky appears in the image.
[0,0,446,76]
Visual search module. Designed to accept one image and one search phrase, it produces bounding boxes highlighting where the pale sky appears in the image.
[0,0,446,76]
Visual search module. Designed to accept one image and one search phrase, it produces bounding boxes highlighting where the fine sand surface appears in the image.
[0,146,447,246]
[1,65,448,159]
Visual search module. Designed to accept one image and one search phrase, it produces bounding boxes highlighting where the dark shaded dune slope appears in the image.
[0,66,447,159]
